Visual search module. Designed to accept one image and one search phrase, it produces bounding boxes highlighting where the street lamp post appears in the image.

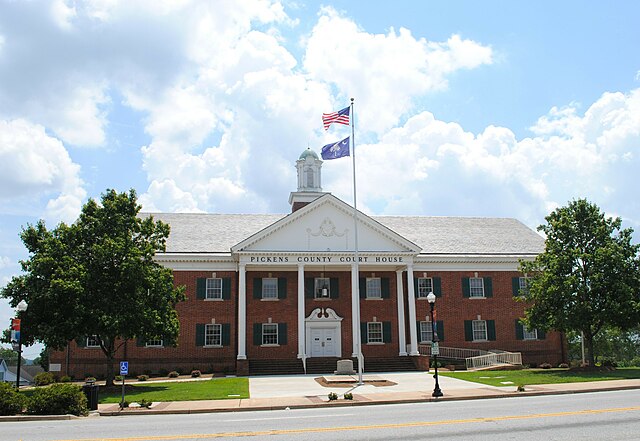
[14,300,28,389]
[426,292,443,398]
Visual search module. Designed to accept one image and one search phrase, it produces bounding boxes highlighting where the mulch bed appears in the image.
[314,377,397,388]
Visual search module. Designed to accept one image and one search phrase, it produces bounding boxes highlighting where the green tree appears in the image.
[0,347,25,366]
[1,189,186,386]
[520,199,640,366]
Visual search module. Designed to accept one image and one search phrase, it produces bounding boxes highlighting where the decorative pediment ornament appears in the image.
[305,307,343,322]
[307,217,347,238]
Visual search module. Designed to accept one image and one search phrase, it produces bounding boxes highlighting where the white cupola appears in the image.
[289,148,329,212]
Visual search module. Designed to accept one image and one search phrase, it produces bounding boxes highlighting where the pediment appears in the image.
[232,194,421,253]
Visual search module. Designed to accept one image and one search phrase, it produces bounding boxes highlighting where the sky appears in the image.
[1,0,639,359]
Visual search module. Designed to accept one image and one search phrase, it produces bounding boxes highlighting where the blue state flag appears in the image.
[321,136,350,160]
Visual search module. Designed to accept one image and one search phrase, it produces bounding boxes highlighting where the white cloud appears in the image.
[303,8,493,134]
[0,119,86,223]
[0,256,10,270]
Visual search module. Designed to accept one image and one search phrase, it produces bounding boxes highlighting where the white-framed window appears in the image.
[523,327,538,340]
[145,337,163,348]
[366,278,382,299]
[367,322,383,343]
[262,278,278,299]
[419,321,433,343]
[469,277,485,298]
[86,335,100,348]
[472,320,488,341]
[205,323,222,346]
[206,278,223,299]
[315,278,330,298]
[417,278,433,298]
[262,323,279,345]
[518,277,530,295]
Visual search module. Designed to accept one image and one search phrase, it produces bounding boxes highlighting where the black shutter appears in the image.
[484,278,493,297]
[537,329,546,340]
[195,324,205,347]
[278,277,287,299]
[464,321,473,341]
[462,278,470,298]
[136,337,145,347]
[433,277,442,297]
[383,322,392,343]
[222,324,231,346]
[487,320,496,341]
[253,323,262,345]
[361,322,368,343]
[436,321,444,342]
[359,277,366,299]
[515,320,524,340]
[253,278,262,299]
[512,277,521,296]
[222,278,232,300]
[330,278,339,299]
[76,338,86,348]
[413,277,419,298]
[278,323,287,345]
[416,321,422,342]
[381,278,390,299]
[196,278,206,300]
[305,278,314,298]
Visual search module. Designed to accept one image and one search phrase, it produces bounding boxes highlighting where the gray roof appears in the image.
[146,212,544,255]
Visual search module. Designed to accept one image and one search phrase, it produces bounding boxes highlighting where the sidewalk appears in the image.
[96,372,640,416]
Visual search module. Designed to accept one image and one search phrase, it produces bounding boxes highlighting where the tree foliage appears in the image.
[1,189,186,385]
[520,199,640,366]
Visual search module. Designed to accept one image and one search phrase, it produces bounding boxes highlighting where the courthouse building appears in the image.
[51,149,566,378]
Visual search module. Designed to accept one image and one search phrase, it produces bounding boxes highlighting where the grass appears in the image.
[97,377,250,404]
[440,367,640,387]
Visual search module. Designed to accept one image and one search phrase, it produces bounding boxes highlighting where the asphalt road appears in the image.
[3,389,640,441]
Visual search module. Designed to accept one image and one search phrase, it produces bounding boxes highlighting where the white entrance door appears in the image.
[310,328,337,357]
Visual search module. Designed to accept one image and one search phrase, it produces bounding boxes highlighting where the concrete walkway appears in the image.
[94,372,640,416]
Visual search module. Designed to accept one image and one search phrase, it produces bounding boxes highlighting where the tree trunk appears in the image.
[105,354,115,387]
[584,333,596,367]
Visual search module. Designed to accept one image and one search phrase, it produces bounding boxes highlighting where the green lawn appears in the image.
[440,368,640,387]
[98,378,250,404]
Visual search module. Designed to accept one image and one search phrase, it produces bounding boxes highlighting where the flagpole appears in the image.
[349,98,364,386]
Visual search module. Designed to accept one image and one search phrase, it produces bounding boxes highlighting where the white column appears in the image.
[297,263,306,358]
[237,263,247,360]
[351,263,360,357]
[407,264,419,355]
[396,269,407,356]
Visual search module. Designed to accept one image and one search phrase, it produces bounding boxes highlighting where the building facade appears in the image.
[51,149,566,378]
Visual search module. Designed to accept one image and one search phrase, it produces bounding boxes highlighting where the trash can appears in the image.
[82,381,99,411]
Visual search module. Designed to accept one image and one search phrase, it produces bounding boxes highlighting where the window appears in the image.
[366,278,382,299]
[367,322,383,343]
[262,323,278,345]
[206,278,223,299]
[86,335,100,348]
[306,168,314,187]
[262,278,278,299]
[419,321,433,343]
[519,277,530,296]
[315,278,330,298]
[472,320,488,341]
[205,324,222,346]
[469,277,485,298]
[523,327,538,340]
[0,371,5,381]
[417,278,433,298]
[145,337,163,348]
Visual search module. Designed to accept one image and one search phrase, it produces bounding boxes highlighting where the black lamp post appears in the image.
[14,300,28,389]
[426,292,443,397]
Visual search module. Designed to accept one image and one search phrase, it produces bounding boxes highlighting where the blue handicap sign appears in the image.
[120,361,129,375]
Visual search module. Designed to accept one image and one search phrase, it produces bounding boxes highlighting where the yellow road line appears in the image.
[56,405,640,441]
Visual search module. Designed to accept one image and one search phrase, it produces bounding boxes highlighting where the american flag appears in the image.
[322,106,350,130]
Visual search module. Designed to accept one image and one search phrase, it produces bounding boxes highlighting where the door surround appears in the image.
[305,308,342,358]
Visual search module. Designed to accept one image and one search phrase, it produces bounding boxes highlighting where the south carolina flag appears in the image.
[321,137,350,160]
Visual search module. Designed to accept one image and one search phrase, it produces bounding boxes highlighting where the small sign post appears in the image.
[119,361,128,409]
[431,341,440,356]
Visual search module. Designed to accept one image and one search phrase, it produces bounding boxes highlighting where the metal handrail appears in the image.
[465,351,522,370]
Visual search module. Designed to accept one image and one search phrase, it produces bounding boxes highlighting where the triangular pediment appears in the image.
[232,194,421,253]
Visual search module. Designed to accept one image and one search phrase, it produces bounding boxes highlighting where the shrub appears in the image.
[34,372,56,386]
[539,363,552,369]
[138,398,152,408]
[85,377,96,383]
[328,392,338,401]
[26,383,88,416]
[114,375,123,382]
[629,356,640,367]
[137,375,149,382]
[191,370,201,378]
[168,371,179,378]
[558,363,569,369]
[600,358,618,368]
[59,375,72,383]
[343,392,353,400]
[0,382,26,416]
[517,384,526,392]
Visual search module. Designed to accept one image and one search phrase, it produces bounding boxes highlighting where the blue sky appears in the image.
[1,0,639,358]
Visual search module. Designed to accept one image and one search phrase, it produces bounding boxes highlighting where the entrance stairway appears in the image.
[249,356,420,376]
